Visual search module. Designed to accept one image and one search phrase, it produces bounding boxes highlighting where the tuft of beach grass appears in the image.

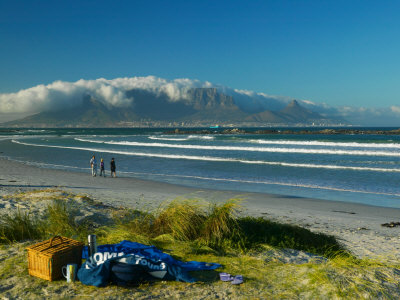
[0,210,42,244]
[153,199,205,241]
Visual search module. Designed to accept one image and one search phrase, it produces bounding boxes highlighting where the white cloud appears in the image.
[390,106,400,115]
[0,76,214,114]
[301,99,316,105]
[0,76,292,114]
[1,75,398,126]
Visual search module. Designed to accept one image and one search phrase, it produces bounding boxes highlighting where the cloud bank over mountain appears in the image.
[0,76,399,125]
[0,76,290,114]
[0,77,200,114]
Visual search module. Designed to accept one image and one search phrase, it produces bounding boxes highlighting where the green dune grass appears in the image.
[0,190,399,299]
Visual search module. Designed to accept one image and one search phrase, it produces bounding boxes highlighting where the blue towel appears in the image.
[78,240,221,287]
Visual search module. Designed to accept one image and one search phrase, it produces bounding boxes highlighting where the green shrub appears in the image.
[1,193,346,259]
[237,216,346,257]
[43,200,79,236]
[113,208,155,236]
[100,198,346,257]
[40,199,89,241]
[153,199,205,241]
[200,199,244,252]
[0,210,43,243]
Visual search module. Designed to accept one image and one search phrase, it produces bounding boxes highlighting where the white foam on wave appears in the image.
[147,135,215,141]
[188,135,215,140]
[0,136,16,141]
[74,138,400,157]
[148,136,189,141]
[0,134,58,141]
[26,129,51,132]
[251,139,400,149]
[12,139,400,173]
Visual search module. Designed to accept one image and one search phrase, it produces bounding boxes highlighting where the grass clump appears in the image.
[0,198,90,244]
[154,199,205,241]
[114,208,155,236]
[0,210,43,244]
[105,198,244,254]
[41,199,89,240]
[96,208,156,245]
[202,199,240,241]
[201,199,243,251]
[103,197,346,257]
[0,192,346,258]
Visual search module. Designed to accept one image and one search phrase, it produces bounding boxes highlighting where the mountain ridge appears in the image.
[3,88,342,127]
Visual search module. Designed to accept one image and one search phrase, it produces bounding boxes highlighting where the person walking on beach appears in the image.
[90,155,97,177]
[99,158,106,177]
[110,157,116,178]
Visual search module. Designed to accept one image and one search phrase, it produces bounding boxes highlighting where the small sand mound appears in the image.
[0,189,123,227]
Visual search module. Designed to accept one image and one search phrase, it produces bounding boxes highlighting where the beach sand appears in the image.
[1,157,400,260]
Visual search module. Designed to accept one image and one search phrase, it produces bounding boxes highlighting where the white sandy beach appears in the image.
[1,157,400,260]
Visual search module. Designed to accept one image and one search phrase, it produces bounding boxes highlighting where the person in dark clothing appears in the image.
[110,158,116,177]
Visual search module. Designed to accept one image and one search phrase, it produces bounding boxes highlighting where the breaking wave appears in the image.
[251,139,400,149]
[74,138,400,157]
[148,136,189,141]
[188,135,215,140]
[12,139,400,172]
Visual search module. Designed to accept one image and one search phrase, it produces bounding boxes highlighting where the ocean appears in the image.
[1,127,400,208]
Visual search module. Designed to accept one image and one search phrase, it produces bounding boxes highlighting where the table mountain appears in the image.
[4,89,339,127]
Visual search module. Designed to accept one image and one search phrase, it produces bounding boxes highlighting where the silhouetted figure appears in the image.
[110,158,116,178]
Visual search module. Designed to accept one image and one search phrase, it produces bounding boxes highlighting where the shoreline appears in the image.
[165,127,400,135]
[1,156,400,259]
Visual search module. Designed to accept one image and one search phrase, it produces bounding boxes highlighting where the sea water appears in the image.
[1,127,400,208]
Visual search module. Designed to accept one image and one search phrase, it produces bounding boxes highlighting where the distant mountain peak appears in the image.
[288,99,300,107]
[280,99,323,122]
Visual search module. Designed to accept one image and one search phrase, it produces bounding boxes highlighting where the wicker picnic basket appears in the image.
[26,236,84,281]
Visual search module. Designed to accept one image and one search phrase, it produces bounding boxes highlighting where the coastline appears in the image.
[1,156,400,259]
[165,127,400,135]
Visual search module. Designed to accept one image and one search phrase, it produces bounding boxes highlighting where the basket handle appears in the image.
[49,236,63,247]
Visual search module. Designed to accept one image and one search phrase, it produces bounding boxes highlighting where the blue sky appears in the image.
[1,0,399,108]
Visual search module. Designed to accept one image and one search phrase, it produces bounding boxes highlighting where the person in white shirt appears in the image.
[90,155,97,177]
